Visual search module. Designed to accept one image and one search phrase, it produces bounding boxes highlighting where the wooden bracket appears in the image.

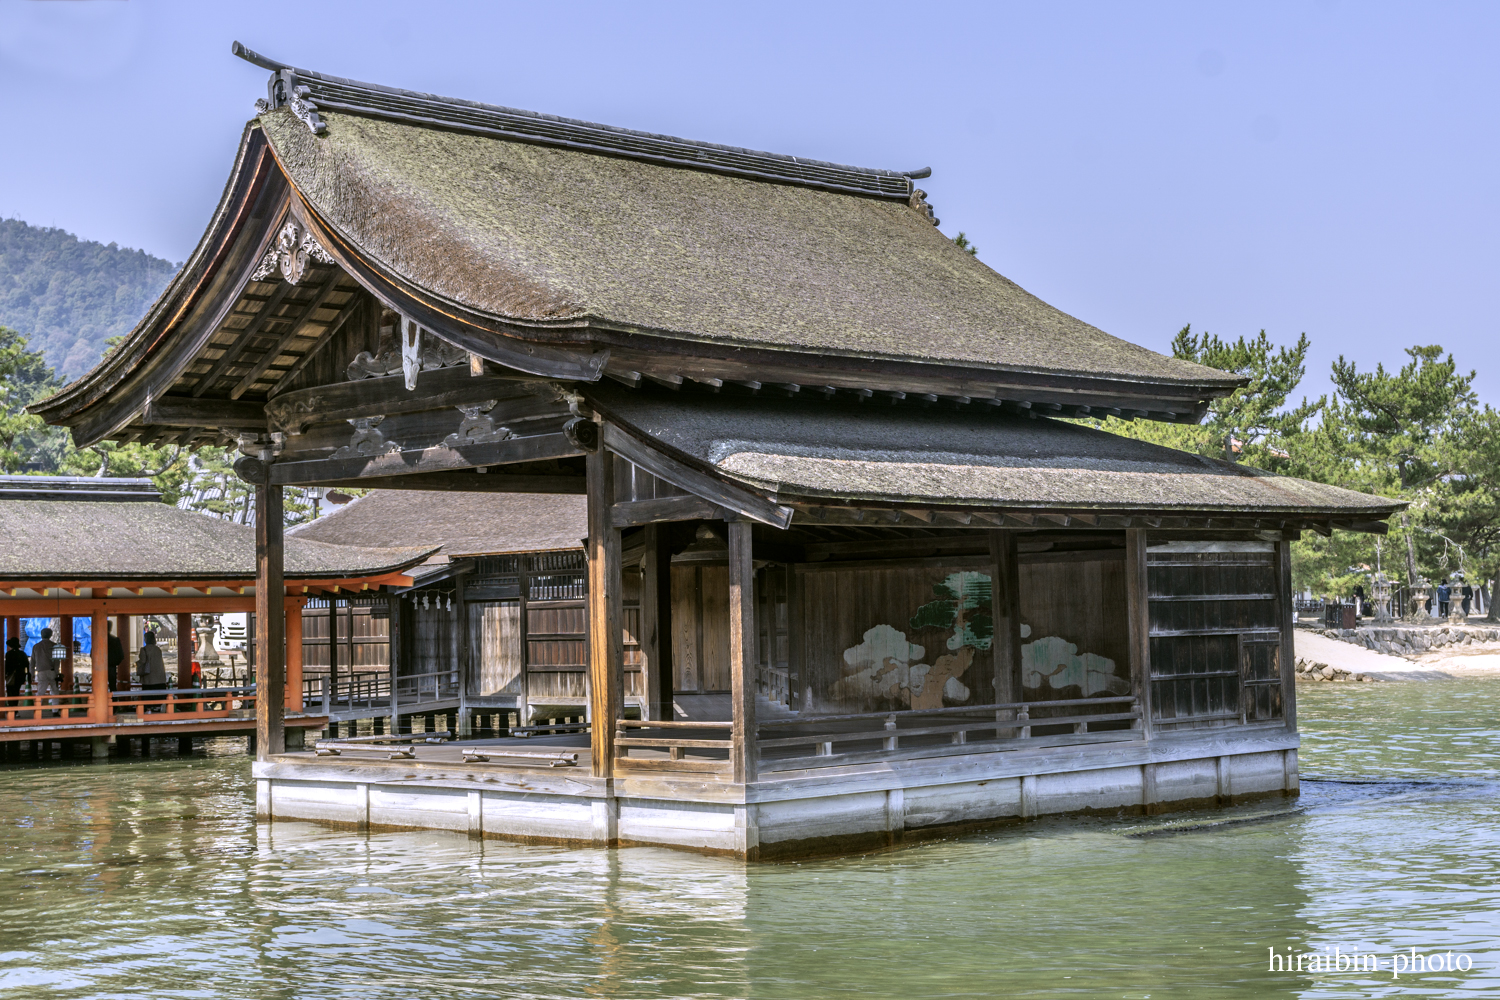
[598,423,793,529]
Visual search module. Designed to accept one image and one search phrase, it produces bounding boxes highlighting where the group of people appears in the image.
[1434,579,1475,618]
[4,624,171,701]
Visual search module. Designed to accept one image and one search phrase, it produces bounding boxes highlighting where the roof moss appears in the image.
[262,109,1239,387]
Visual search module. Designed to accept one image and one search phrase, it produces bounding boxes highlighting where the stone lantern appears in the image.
[1372,572,1393,622]
[1448,571,1468,624]
[1409,578,1431,621]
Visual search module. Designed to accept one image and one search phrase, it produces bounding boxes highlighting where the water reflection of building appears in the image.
[31,45,1401,857]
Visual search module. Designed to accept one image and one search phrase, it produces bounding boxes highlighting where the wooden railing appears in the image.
[614,720,735,775]
[610,696,1141,778]
[304,669,459,716]
[111,686,256,720]
[0,692,98,725]
[0,685,258,726]
[754,696,1141,774]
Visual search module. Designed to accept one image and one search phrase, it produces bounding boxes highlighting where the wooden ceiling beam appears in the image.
[229,272,347,400]
[265,290,367,398]
[192,279,297,397]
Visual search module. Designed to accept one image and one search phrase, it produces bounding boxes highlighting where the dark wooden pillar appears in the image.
[455,569,470,735]
[255,483,285,758]
[60,616,74,693]
[988,530,1021,705]
[728,519,757,784]
[1125,529,1154,739]
[640,524,674,722]
[586,444,623,778]
[115,615,131,689]
[327,600,339,706]
[177,612,194,689]
[1277,538,1297,732]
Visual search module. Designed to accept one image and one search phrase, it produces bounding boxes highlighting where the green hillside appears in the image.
[0,218,179,377]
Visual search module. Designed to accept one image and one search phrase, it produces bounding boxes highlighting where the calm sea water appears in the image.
[0,681,1497,999]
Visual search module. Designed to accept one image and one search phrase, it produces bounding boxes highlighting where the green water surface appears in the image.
[0,680,1497,999]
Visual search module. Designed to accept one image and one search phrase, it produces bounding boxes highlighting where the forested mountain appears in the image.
[0,218,178,377]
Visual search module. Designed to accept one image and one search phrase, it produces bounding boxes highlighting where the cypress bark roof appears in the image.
[258,102,1237,387]
[289,491,586,557]
[586,384,1403,517]
[0,500,433,581]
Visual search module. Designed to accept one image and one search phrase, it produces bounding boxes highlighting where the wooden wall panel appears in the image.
[796,563,996,714]
[699,565,730,691]
[468,601,523,695]
[1016,558,1131,702]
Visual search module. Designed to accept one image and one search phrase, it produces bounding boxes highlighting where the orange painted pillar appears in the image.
[115,615,131,689]
[5,617,17,651]
[286,602,304,711]
[60,616,74,693]
[177,612,194,689]
[91,610,110,722]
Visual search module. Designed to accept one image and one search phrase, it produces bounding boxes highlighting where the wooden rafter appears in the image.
[229,271,348,400]
[265,290,367,398]
[192,279,298,397]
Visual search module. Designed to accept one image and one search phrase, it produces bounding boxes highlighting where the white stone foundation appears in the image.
[254,727,1299,860]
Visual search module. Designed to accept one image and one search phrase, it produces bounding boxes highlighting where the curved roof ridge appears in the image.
[233,42,919,200]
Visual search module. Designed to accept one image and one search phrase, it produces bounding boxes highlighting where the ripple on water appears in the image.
[0,683,1497,998]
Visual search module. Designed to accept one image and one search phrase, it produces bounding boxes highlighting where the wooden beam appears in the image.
[1125,528,1153,740]
[598,423,793,529]
[143,396,267,430]
[193,280,297,397]
[266,291,367,398]
[229,272,347,400]
[1278,538,1297,733]
[265,364,545,433]
[319,472,586,494]
[586,445,623,780]
[269,431,581,485]
[727,518,757,785]
[255,482,286,759]
[611,495,721,528]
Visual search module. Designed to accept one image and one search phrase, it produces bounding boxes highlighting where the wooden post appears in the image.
[639,524,674,722]
[988,530,1021,706]
[455,569,470,736]
[60,616,74,693]
[586,444,623,778]
[90,610,109,723]
[255,482,285,758]
[327,600,339,708]
[177,612,194,689]
[1278,538,1297,732]
[115,615,130,689]
[787,565,804,712]
[1125,528,1154,739]
[517,560,531,727]
[387,593,401,733]
[286,602,303,712]
[728,518,757,784]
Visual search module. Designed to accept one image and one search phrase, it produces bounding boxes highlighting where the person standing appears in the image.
[1462,581,1475,618]
[4,637,27,698]
[30,627,58,715]
[106,622,124,694]
[137,632,168,712]
[1437,579,1451,618]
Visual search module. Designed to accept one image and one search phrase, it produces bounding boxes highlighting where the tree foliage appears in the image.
[0,218,178,377]
[952,232,979,257]
[1086,325,1319,470]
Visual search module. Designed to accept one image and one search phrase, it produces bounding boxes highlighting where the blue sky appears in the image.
[2,1,1496,403]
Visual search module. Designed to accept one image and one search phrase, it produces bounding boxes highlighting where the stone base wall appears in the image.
[254,730,1300,861]
[1314,624,1500,657]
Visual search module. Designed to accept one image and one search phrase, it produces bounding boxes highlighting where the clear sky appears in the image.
[2,1,1496,404]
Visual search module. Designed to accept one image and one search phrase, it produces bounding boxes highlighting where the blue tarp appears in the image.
[16,617,92,656]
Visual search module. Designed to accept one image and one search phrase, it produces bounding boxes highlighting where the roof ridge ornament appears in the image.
[251,220,336,284]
